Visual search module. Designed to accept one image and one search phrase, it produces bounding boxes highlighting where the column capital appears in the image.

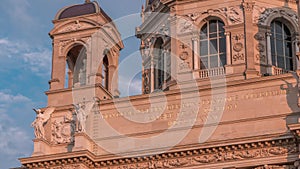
[224,32,231,36]
[266,32,272,37]
[192,37,199,41]
[242,1,255,12]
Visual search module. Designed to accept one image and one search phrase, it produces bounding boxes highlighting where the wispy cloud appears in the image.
[0,38,51,76]
[0,92,33,168]
[0,92,31,103]
[119,76,142,97]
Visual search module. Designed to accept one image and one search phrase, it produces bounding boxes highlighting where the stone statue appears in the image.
[73,103,87,132]
[31,107,55,139]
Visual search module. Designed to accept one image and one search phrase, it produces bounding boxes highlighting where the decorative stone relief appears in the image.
[143,69,150,94]
[51,164,81,169]
[254,164,296,169]
[58,20,93,33]
[23,139,298,169]
[178,19,193,34]
[179,62,189,71]
[98,144,297,169]
[233,42,243,52]
[242,2,255,12]
[256,43,265,52]
[179,43,189,60]
[232,34,245,63]
[254,32,266,41]
[59,38,76,56]
[257,8,298,25]
[185,6,243,25]
[51,114,75,144]
[157,24,169,36]
[226,6,243,24]
[253,5,266,23]
[254,32,267,63]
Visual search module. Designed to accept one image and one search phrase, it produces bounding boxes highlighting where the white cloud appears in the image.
[119,76,142,97]
[0,38,51,76]
[0,92,33,168]
[0,92,31,104]
[23,50,52,75]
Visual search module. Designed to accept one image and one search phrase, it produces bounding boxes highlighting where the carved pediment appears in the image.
[57,20,96,33]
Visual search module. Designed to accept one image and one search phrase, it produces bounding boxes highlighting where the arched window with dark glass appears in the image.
[66,44,87,88]
[153,38,164,90]
[200,19,226,69]
[102,55,109,89]
[270,21,293,71]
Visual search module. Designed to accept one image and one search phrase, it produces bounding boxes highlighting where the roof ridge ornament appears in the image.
[85,0,91,3]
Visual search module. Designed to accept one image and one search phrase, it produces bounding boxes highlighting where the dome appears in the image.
[55,1,111,21]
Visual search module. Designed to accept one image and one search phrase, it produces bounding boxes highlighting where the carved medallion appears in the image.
[233,43,243,52]
[254,33,265,41]
[179,51,188,60]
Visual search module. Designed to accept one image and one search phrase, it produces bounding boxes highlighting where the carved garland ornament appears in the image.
[23,138,298,169]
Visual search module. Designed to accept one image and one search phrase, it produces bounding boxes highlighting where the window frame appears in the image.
[270,20,294,71]
[199,19,226,70]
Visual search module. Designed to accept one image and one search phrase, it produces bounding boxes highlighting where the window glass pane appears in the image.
[220,54,226,66]
[210,33,217,38]
[286,58,292,70]
[200,57,208,69]
[210,55,218,68]
[209,20,217,33]
[200,24,208,40]
[219,37,226,53]
[271,37,275,55]
[276,40,283,56]
[200,33,208,40]
[272,54,276,66]
[209,39,218,54]
[284,25,291,37]
[201,24,208,34]
[275,21,282,35]
[285,42,292,57]
[200,40,208,56]
[218,21,225,32]
[277,56,284,69]
[271,23,275,34]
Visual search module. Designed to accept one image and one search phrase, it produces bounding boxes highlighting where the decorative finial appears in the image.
[85,0,91,3]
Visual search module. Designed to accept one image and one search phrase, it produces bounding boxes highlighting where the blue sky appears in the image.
[0,0,144,168]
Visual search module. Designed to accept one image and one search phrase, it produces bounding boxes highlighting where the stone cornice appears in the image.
[21,137,298,168]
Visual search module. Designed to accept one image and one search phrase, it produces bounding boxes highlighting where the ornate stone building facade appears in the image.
[19,0,300,168]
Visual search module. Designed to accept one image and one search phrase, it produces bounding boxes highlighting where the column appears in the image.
[150,55,155,92]
[266,32,272,65]
[192,37,199,70]
[225,32,232,65]
[163,50,168,84]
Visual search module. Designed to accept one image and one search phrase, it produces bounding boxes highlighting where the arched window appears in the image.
[200,19,226,69]
[66,45,87,88]
[153,38,164,90]
[102,55,109,89]
[270,21,293,71]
